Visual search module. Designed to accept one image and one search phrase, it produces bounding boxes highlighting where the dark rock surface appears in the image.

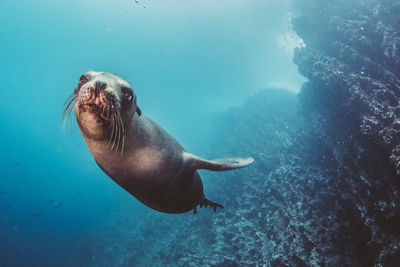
[292,0,400,265]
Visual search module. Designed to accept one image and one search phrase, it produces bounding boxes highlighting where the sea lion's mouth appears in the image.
[75,100,126,154]
[79,103,112,121]
[80,103,102,114]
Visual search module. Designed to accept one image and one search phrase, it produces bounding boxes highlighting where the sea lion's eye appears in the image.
[78,74,90,89]
[121,87,133,104]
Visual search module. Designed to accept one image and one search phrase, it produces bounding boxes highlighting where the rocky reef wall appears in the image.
[292,0,400,265]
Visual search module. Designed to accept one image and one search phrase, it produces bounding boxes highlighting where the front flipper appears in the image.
[184,152,254,171]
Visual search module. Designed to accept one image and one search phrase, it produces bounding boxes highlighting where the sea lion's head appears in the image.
[63,71,141,149]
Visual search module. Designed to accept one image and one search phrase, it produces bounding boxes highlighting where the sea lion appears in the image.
[64,71,254,214]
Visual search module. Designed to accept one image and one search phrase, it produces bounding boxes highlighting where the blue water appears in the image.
[0,0,305,265]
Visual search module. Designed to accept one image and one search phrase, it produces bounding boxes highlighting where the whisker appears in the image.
[62,94,77,134]
[108,112,116,148]
[106,119,112,148]
[111,112,118,151]
[66,98,77,128]
[63,105,72,133]
[63,92,76,107]
[62,96,74,123]
[119,114,125,155]
[115,111,122,154]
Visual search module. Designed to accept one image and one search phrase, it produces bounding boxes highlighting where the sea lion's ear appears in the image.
[136,106,142,116]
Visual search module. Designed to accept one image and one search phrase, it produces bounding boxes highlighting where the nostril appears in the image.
[95,81,107,97]
[96,81,107,88]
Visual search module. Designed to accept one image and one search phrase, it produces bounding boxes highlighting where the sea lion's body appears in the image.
[87,114,204,213]
[66,71,253,214]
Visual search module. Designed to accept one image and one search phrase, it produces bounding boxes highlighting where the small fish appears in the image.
[45,235,55,242]
[32,213,42,217]
[53,201,63,208]
[135,0,139,3]
[0,191,8,195]
[77,191,83,196]
[49,200,63,208]
[59,218,65,224]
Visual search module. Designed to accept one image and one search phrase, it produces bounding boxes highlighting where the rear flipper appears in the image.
[193,198,224,214]
[184,152,254,171]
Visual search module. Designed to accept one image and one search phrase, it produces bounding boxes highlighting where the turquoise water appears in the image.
[0,0,305,265]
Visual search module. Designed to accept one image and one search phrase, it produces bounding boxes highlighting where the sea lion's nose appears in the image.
[94,81,107,97]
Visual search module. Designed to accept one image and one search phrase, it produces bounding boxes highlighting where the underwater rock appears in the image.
[293,0,400,265]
